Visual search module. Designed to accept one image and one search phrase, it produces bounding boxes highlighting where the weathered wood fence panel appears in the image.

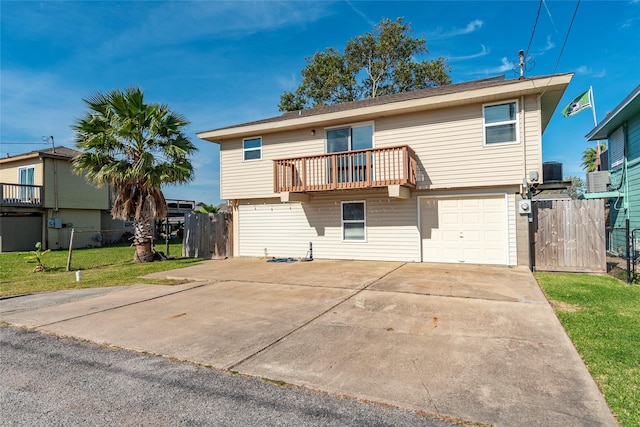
[533,199,605,273]
[182,213,232,259]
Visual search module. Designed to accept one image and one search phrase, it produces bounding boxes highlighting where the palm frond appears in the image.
[73,87,197,222]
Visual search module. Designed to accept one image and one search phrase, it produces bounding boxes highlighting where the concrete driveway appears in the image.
[0,259,617,426]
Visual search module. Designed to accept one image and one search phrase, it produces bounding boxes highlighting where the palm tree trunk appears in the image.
[133,216,154,262]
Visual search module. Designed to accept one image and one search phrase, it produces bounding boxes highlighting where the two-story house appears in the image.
[0,146,127,252]
[197,73,572,266]
[585,84,640,255]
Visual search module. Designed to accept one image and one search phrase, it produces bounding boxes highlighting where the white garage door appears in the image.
[420,195,507,265]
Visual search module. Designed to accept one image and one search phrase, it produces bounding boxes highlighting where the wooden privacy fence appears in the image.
[182,212,232,259]
[533,199,605,273]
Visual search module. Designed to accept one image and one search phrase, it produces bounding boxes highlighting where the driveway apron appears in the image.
[0,259,617,427]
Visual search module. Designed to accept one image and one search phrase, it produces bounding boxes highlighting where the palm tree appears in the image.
[72,87,197,262]
[193,203,220,214]
[581,142,606,172]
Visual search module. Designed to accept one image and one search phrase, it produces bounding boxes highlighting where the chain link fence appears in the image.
[606,219,638,284]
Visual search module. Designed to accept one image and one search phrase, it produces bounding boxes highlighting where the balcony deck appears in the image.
[0,183,43,208]
[274,145,417,194]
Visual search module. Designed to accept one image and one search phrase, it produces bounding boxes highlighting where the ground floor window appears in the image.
[342,201,366,241]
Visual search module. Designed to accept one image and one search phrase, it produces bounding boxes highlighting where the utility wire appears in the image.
[553,0,581,74]
[525,0,544,59]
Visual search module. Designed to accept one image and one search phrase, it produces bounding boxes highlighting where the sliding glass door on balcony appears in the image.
[18,166,35,201]
[326,125,373,185]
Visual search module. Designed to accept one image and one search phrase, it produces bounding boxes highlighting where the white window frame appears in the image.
[483,100,519,146]
[243,136,262,162]
[341,200,367,242]
[324,121,375,153]
[18,165,36,201]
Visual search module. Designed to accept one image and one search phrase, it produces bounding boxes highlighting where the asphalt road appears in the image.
[0,326,457,426]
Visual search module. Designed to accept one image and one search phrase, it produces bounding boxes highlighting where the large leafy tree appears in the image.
[279,17,451,111]
[581,142,607,172]
[72,87,197,262]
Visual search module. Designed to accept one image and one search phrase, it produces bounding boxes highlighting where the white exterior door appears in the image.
[420,195,507,265]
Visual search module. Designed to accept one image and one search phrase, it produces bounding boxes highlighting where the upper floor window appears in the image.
[243,137,262,161]
[326,124,373,153]
[483,101,519,145]
[609,127,624,169]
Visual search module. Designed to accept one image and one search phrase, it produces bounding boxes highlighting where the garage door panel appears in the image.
[441,213,459,226]
[463,230,481,242]
[420,195,507,265]
[462,212,481,225]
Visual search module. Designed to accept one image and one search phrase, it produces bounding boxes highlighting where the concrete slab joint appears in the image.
[0,259,618,427]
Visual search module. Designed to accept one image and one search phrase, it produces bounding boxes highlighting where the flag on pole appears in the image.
[562,89,592,117]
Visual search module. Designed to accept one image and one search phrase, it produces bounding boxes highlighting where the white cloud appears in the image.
[427,19,484,40]
[276,73,299,91]
[95,1,333,60]
[485,57,515,74]
[344,0,376,26]
[575,65,592,75]
[574,66,606,78]
[543,35,555,52]
[447,44,489,62]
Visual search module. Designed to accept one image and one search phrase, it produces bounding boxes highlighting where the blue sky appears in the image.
[2,0,639,205]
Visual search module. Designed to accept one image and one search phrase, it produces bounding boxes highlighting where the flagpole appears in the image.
[589,86,598,126]
[590,86,602,170]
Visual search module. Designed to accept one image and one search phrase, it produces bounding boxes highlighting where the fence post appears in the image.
[626,218,631,285]
[66,228,75,272]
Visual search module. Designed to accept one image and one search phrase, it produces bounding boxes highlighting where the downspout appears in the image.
[522,94,535,271]
[623,123,629,218]
[521,95,527,180]
[231,199,239,257]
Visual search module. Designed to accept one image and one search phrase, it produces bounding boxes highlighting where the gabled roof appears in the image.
[586,85,640,141]
[0,146,81,164]
[198,73,573,142]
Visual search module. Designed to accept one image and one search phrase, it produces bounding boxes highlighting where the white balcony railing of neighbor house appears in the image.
[0,183,43,207]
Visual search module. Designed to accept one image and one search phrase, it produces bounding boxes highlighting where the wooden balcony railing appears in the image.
[0,183,43,207]
[274,145,417,193]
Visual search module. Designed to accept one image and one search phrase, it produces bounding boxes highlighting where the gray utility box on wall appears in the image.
[586,171,611,193]
[47,217,62,229]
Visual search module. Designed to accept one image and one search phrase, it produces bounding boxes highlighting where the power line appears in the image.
[553,0,581,74]
[525,0,544,59]
[1,142,49,145]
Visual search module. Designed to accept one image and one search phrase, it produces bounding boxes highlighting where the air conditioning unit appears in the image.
[543,162,563,183]
[586,171,611,193]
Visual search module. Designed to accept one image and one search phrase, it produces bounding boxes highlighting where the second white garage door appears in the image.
[419,195,508,265]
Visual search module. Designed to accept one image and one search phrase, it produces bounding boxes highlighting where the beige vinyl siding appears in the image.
[220,129,326,200]
[0,159,44,185]
[46,208,101,250]
[219,95,542,200]
[42,158,109,209]
[237,192,420,262]
[375,95,541,190]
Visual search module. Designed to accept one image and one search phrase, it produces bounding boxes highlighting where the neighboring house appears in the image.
[197,73,572,266]
[585,84,640,253]
[0,146,127,252]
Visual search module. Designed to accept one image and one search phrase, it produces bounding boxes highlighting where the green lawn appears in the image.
[0,240,204,297]
[535,272,640,427]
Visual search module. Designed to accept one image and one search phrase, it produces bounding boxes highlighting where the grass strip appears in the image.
[0,241,203,297]
[535,272,639,427]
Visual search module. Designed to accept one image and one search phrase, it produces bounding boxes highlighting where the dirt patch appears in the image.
[550,300,581,313]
